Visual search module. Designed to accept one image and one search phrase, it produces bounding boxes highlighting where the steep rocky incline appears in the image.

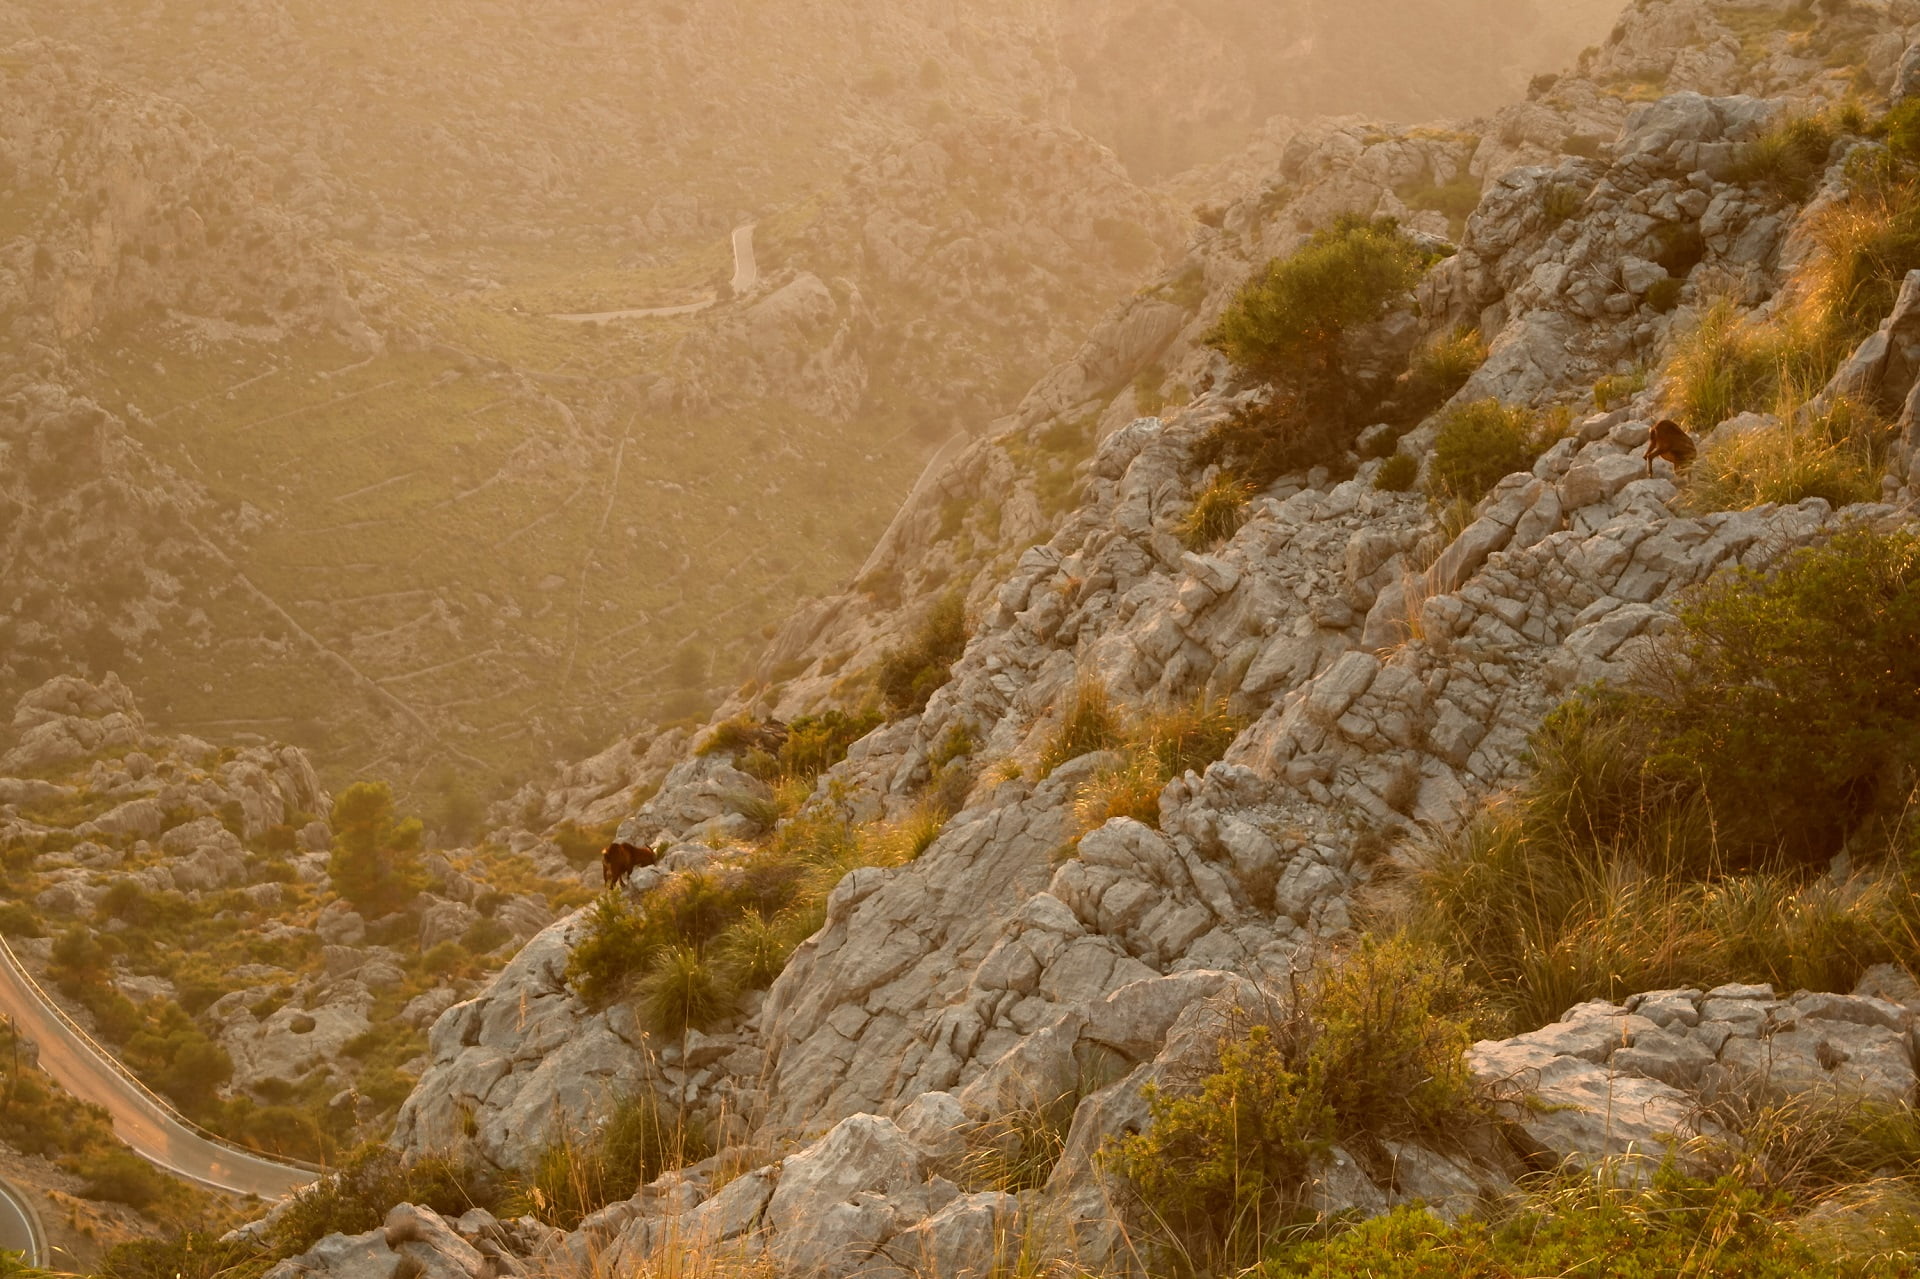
[271,2,1920,1276]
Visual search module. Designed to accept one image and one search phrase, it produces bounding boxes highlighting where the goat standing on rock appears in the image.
[601,839,659,888]
[1644,418,1697,477]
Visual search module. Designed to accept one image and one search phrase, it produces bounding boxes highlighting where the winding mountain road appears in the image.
[0,938,318,1201]
[0,1174,45,1268]
[551,221,758,323]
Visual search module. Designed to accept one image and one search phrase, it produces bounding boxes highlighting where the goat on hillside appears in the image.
[1644,418,1697,476]
[601,839,659,888]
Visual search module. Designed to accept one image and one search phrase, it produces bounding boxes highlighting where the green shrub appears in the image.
[1105,1023,1330,1263]
[1804,178,1920,346]
[1191,391,1353,488]
[566,892,654,1006]
[98,1231,255,1279]
[1070,697,1247,834]
[1645,275,1684,313]
[1541,182,1585,227]
[462,916,512,954]
[552,820,617,866]
[1654,529,1920,861]
[1425,400,1541,504]
[0,904,41,938]
[1179,474,1255,549]
[636,943,736,1035]
[1593,368,1648,411]
[1372,452,1418,492]
[270,1148,502,1261]
[1399,326,1487,421]
[1103,937,1485,1267]
[1399,175,1482,233]
[875,592,968,717]
[1687,399,1887,512]
[715,912,793,989]
[1661,300,1792,429]
[1262,1173,1842,1278]
[777,708,884,781]
[515,1093,709,1230]
[1072,753,1168,832]
[1207,216,1434,385]
[78,1150,168,1209]
[1731,113,1839,202]
[327,781,427,916]
[1309,935,1484,1142]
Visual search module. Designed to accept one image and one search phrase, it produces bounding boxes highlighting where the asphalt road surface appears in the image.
[0,1174,45,1267]
[551,221,758,322]
[0,939,316,1201]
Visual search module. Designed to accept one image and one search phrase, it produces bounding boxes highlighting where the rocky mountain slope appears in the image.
[186,2,1920,1276]
[25,0,1920,1275]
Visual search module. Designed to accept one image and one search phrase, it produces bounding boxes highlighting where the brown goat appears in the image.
[601,840,659,888]
[1643,418,1697,476]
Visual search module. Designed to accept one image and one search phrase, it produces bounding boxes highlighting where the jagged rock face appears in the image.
[0,40,366,346]
[1426,91,1789,405]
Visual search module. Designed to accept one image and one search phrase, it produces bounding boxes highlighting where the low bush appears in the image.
[0,904,41,938]
[568,802,949,1014]
[1686,399,1888,512]
[98,1231,255,1279]
[1730,113,1839,202]
[1039,681,1125,776]
[1073,753,1167,831]
[516,1093,709,1230]
[1645,275,1684,313]
[1103,936,1485,1269]
[1541,182,1585,229]
[1397,326,1487,422]
[1425,400,1541,504]
[1262,1172,1844,1278]
[1191,391,1353,488]
[1065,697,1247,834]
[552,820,617,866]
[637,944,735,1036]
[961,1089,1082,1194]
[1372,452,1418,492]
[875,593,968,717]
[270,1147,504,1264]
[1662,299,1794,430]
[1207,216,1434,386]
[79,1150,169,1209]
[776,708,884,781]
[1399,175,1482,238]
[1179,474,1255,550]
[1593,367,1648,411]
[567,892,655,1006]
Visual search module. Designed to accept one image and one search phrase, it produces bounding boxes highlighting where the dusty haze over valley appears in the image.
[0,0,1617,800]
